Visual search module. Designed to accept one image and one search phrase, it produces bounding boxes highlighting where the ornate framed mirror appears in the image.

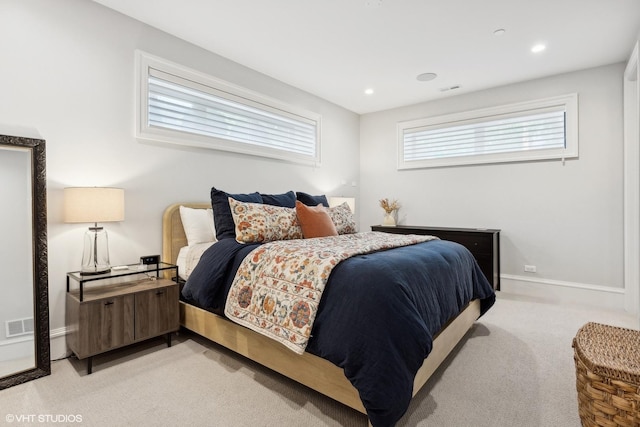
[0,134,50,389]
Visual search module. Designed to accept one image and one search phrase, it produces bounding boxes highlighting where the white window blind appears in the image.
[136,52,321,165]
[398,94,578,169]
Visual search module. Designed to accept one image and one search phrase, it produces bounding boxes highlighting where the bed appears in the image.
[162,194,495,427]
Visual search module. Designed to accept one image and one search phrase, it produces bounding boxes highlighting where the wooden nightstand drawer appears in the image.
[429,232,493,255]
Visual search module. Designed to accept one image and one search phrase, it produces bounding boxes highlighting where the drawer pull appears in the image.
[104,301,114,306]
[155,290,165,296]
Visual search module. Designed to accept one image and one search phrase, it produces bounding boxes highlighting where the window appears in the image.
[397,94,578,169]
[136,51,321,165]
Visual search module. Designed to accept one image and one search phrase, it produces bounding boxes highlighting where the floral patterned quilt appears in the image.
[224,231,437,354]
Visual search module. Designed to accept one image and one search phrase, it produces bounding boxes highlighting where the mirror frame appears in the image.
[0,134,50,389]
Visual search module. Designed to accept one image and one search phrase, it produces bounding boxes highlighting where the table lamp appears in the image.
[63,187,125,275]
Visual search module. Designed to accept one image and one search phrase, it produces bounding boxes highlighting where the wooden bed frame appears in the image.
[162,202,481,417]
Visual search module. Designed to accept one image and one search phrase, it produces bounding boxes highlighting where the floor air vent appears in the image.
[6,317,34,338]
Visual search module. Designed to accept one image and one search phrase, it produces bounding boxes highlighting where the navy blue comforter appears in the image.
[182,235,495,426]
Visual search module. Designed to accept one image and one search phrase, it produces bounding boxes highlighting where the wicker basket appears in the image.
[573,322,640,427]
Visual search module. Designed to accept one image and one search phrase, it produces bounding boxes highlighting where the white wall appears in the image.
[360,63,626,307]
[0,0,360,357]
[0,0,632,359]
[624,37,640,315]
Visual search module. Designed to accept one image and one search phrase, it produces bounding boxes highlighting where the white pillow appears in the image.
[179,206,216,246]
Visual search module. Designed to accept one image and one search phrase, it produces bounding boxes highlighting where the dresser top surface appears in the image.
[372,225,500,233]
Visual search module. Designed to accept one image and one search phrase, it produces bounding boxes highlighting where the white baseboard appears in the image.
[500,274,626,311]
[50,327,70,360]
[0,328,69,364]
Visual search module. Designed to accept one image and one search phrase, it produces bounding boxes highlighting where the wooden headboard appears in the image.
[162,202,211,265]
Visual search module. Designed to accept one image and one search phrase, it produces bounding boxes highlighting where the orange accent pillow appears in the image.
[295,201,338,238]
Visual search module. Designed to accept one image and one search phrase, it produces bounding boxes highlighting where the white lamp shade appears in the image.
[64,187,125,223]
[329,197,355,214]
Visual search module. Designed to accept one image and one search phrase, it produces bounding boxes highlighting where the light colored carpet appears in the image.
[1,292,637,427]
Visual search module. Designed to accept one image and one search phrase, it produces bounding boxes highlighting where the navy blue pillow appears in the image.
[210,187,262,240]
[296,192,329,207]
[260,191,296,208]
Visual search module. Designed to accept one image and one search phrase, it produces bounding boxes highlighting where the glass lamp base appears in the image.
[81,226,111,275]
[80,266,111,276]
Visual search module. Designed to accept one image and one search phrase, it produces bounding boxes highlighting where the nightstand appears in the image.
[65,263,180,374]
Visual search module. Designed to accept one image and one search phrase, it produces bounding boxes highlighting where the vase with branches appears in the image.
[379,198,399,226]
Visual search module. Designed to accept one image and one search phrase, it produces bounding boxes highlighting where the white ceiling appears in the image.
[93,0,640,114]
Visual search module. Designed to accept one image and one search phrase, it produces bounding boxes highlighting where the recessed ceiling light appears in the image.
[364,88,374,95]
[416,72,437,82]
[493,29,506,36]
[531,43,546,53]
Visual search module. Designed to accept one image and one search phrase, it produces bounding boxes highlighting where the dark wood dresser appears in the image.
[371,225,500,291]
